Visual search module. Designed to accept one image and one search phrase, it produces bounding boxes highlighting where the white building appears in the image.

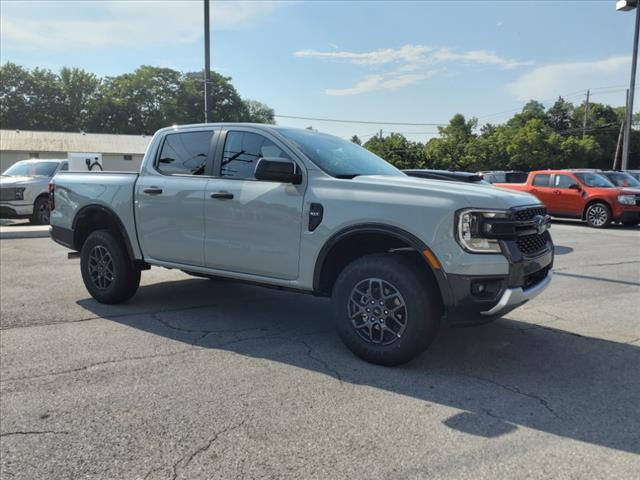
[0,130,151,172]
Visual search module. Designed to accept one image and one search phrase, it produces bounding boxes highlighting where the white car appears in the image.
[0,159,68,224]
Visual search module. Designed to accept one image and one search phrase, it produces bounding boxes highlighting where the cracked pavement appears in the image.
[1,221,639,479]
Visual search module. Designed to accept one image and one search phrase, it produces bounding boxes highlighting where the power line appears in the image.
[273,114,446,126]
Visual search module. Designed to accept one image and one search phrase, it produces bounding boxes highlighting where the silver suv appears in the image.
[49,124,553,365]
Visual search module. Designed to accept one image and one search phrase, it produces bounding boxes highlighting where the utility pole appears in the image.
[582,90,590,137]
[621,0,640,169]
[203,0,212,123]
[379,129,383,141]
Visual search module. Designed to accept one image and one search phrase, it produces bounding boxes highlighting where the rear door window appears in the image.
[533,174,551,187]
[157,131,213,175]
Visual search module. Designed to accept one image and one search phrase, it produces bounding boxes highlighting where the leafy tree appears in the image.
[243,99,275,123]
[547,96,573,132]
[350,134,362,145]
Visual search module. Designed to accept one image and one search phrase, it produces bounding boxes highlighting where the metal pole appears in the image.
[622,3,640,169]
[203,0,212,123]
[582,90,590,137]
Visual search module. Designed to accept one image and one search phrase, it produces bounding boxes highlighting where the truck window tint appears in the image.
[157,131,212,175]
[554,174,575,188]
[533,174,550,187]
[221,131,290,179]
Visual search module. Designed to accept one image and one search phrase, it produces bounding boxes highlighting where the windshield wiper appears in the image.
[334,173,360,179]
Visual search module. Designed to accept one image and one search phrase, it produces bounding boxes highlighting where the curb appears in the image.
[0,226,50,239]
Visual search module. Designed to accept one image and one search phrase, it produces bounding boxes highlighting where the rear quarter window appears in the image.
[533,174,551,187]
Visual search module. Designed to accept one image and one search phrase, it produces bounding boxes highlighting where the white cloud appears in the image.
[295,44,434,65]
[507,56,630,100]
[429,49,532,69]
[0,1,284,50]
[325,69,439,96]
[296,43,529,95]
[294,44,528,69]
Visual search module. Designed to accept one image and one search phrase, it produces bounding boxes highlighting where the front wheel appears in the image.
[332,253,442,366]
[30,196,50,225]
[585,202,611,228]
[80,230,141,304]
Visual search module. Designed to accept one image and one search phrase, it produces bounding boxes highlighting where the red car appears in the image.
[496,170,640,228]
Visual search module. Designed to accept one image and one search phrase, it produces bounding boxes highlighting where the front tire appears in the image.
[332,253,442,366]
[585,202,611,228]
[30,196,50,225]
[80,230,141,304]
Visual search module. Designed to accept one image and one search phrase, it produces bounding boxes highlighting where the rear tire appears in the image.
[332,253,442,366]
[80,230,141,304]
[30,196,50,225]
[585,202,611,228]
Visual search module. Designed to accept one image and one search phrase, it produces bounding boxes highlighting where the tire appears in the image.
[80,230,141,304]
[332,253,442,366]
[621,219,639,227]
[30,196,50,225]
[585,202,611,228]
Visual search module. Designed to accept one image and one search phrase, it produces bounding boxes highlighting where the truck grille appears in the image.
[513,206,547,221]
[512,206,549,256]
[517,232,549,255]
[0,188,18,201]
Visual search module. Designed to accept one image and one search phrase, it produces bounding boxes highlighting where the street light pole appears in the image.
[203,0,212,123]
[619,0,640,170]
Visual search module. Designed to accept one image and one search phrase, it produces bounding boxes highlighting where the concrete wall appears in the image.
[1,151,143,173]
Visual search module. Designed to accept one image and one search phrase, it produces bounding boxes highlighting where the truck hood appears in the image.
[353,175,541,210]
[0,176,43,186]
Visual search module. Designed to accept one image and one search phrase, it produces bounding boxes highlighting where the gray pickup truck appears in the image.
[49,123,553,365]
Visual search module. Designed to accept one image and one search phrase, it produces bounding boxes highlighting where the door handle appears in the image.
[554,190,561,194]
[143,187,163,195]
[210,192,234,200]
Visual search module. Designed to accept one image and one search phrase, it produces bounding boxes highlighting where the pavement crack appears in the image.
[0,430,69,437]
[170,419,247,480]
[290,338,343,383]
[1,349,195,384]
[460,373,561,419]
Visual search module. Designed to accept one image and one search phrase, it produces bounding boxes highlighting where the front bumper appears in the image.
[0,202,33,218]
[442,232,554,326]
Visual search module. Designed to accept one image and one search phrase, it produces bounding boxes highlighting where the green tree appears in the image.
[547,96,573,132]
[350,134,362,145]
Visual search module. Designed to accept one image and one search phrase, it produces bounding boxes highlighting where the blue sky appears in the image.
[1,0,636,140]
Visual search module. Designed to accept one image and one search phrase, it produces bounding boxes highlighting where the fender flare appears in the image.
[312,223,451,303]
[72,204,136,260]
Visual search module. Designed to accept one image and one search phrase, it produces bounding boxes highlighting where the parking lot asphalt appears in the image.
[1,221,639,480]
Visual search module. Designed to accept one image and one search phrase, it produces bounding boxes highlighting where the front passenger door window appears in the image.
[221,131,290,179]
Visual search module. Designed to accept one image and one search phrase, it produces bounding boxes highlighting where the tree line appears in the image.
[1,62,637,170]
[354,98,639,171]
[0,63,274,135]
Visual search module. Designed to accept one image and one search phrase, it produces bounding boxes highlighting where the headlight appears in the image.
[15,188,25,200]
[456,209,507,253]
[618,194,636,205]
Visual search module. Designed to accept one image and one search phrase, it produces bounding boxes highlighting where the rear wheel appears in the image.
[585,202,611,228]
[80,230,141,304]
[30,196,50,225]
[332,253,442,366]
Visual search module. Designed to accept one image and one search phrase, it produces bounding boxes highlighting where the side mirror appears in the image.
[255,158,302,184]
[569,183,581,191]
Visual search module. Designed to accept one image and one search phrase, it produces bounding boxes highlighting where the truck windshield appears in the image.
[278,128,404,178]
[605,172,640,188]
[2,161,59,177]
[574,172,615,188]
